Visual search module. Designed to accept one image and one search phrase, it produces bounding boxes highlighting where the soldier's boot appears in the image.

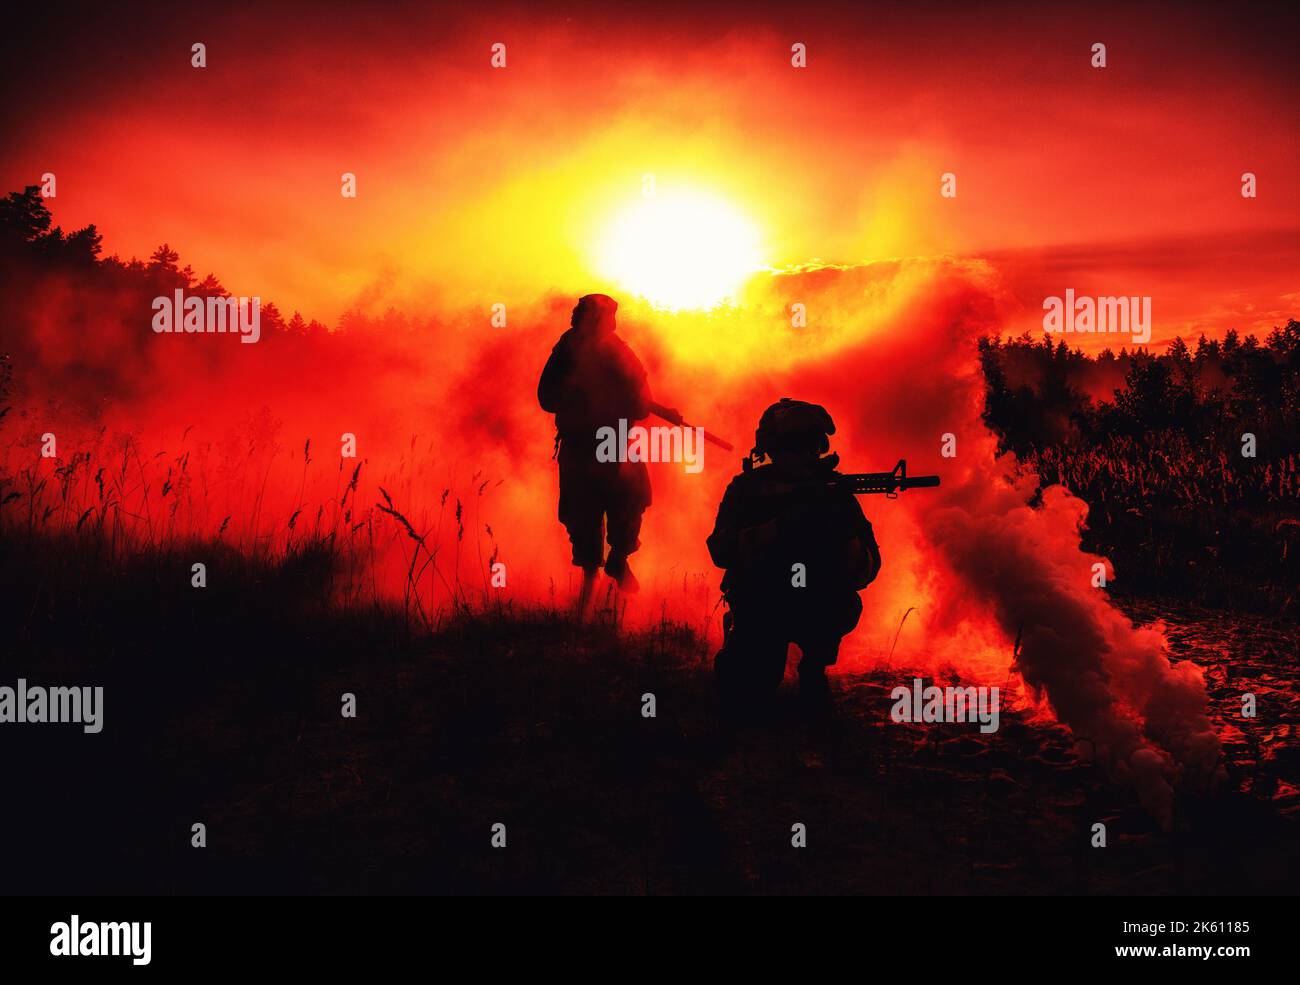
[797,665,833,720]
[575,566,600,618]
[603,553,639,593]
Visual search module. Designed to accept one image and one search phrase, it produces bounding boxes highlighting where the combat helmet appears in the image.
[572,293,619,332]
[751,397,836,462]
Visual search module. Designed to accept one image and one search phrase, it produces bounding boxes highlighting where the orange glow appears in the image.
[4,5,1293,347]
[4,0,1285,838]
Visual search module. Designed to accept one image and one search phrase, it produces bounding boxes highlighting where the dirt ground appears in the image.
[5,548,1296,895]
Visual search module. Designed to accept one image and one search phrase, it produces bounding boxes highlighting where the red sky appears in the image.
[3,0,1298,347]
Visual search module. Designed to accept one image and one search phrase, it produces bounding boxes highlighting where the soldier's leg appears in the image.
[575,566,600,618]
[794,594,863,705]
[603,462,649,592]
[794,635,840,699]
[716,604,790,708]
[603,505,642,592]
[557,455,605,572]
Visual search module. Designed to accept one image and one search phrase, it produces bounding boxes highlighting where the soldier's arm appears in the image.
[713,492,791,570]
[845,498,882,588]
[537,339,571,413]
[614,340,652,421]
[706,482,745,569]
[632,370,651,421]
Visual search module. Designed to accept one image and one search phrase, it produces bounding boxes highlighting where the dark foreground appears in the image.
[2,536,1297,895]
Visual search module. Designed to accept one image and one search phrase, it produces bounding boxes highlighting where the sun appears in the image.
[595,190,764,310]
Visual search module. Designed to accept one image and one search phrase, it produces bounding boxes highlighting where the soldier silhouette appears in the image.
[539,294,654,611]
[707,398,881,714]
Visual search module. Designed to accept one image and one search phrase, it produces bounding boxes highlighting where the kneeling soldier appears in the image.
[706,398,881,713]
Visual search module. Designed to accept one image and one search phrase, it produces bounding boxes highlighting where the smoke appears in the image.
[730,256,1221,826]
[2,251,1220,826]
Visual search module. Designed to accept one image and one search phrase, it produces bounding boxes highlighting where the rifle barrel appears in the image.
[648,402,734,451]
[843,470,941,495]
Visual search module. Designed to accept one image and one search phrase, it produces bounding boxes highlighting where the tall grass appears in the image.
[1021,430,1300,611]
[0,423,511,632]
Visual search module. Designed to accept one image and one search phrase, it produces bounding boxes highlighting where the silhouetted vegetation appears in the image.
[980,328,1300,612]
[0,184,323,334]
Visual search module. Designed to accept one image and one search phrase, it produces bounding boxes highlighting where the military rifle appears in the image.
[743,457,940,498]
[837,460,940,496]
[649,401,734,451]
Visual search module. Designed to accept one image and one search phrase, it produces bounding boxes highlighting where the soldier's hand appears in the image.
[845,535,882,588]
[737,518,780,562]
[785,489,838,529]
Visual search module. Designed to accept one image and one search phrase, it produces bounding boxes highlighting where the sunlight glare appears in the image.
[595,191,763,310]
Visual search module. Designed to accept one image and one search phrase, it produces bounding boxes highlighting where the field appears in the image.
[3,520,1296,895]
